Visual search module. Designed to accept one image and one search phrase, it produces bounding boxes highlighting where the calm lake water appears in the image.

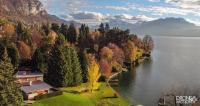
[116,36,200,106]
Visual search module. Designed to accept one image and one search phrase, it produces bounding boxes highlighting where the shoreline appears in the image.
[107,56,150,106]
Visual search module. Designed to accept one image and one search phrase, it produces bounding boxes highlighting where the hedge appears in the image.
[35,90,63,100]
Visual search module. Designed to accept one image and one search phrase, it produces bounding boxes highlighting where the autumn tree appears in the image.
[107,43,125,65]
[1,23,15,37]
[100,47,113,62]
[130,35,143,49]
[30,29,42,48]
[107,43,125,72]
[48,30,57,44]
[123,40,137,63]
[143,35,154,54]
[18,41,32,60]
[99,59,112,77]
[0,49,23,105]
[87,54,101,92]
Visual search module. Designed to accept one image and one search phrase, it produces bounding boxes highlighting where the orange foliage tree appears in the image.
[18,41,32,59]
[100,47,113,62]
[123,40,137,62]
[99,59,112,77]
[30,29,42,48]
[1,23,15,37]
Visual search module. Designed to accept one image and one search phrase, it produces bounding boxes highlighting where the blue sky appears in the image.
[40,0,200,25]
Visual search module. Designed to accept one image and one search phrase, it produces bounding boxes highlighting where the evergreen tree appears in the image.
[98,23,105,34]
[105,23,110,32]
[63,46,73,86]
[7,44,20,68]
[16,22,24,35]
[79,24,90,49]
[0,49,23,105]
[67,23,77,43]
[79,24,89,39]
[41,23,51,36]
[32,48,48,73]
[45,44,73,87]
[71,47,82,86]
[0,40,20,68]
[60,23,68,38]
[45,35,83,87]
[80,49,89,82]
[55,34,66,46]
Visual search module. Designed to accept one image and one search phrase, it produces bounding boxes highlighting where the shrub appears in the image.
[99,75,107,82]
[35,90,63,100]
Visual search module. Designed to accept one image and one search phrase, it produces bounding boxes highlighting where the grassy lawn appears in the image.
[31,83,130,106]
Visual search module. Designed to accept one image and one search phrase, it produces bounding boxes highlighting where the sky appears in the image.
[40,0,200,25]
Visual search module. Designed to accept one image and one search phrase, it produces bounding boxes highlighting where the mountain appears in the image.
[108,17,200,37]
[0,0,76,25]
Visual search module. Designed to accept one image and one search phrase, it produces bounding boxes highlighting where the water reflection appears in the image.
[116,37,200,106]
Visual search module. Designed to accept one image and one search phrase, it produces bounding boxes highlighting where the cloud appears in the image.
[39,0,89,13]
[186,18,200,26]
[60,12,155,25]
[39,0,200,26]
[96,6,133,11]
[136,15,156,21]
[148,0,160,2]
[110,14,156,24]
[165,0,200,9]
[69,12,105,20]
[60,11,107,25]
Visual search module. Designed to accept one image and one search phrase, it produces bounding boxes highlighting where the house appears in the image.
[21,80,52,100]
[16,71,43,83]
[16,70,53,100]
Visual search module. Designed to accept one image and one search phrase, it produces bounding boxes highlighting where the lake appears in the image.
[115,36,200,106]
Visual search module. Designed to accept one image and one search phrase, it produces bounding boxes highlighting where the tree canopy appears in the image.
[0,49,23,105]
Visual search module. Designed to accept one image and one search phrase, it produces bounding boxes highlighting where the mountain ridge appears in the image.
[0,0,76,25]
[108,17,200,37]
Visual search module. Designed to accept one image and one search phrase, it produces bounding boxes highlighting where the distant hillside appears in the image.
[0,0,78,25]
[108,17,200,37]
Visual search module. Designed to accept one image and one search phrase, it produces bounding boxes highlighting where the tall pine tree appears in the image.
[0,49,23,105]
[45,37,82,87]
[80,49,89,82]
[60,23,68,38]
[67,23,77,43]
[98,23,105,34]
[71,47,82,86]
[45,44,73,87]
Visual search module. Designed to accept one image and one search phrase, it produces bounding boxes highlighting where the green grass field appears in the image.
[31,83,130,106]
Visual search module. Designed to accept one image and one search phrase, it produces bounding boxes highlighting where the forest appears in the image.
[0,19,154,105]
